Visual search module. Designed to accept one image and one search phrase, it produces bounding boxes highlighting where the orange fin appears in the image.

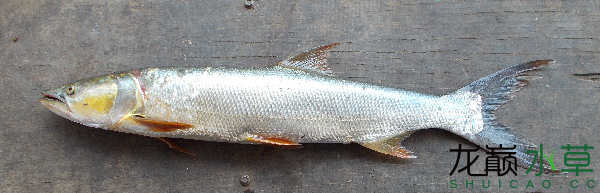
[277,43,339,76]
[132,116,193,132]
[156,137,196,156]
[247,134,301,146]
[361,131,417,158]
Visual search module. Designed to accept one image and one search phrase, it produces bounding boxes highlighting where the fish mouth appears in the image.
[41,91,64,103]
[39,91,73,118]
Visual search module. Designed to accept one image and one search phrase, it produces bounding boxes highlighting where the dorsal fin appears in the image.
[277,43,339,76]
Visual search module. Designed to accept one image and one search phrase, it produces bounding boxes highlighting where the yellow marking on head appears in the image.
[70,84,118,118]
[81,94,115,114]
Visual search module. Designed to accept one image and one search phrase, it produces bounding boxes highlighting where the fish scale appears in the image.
[40,43,558,173]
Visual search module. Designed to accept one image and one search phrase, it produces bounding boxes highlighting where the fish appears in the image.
[40,43,557,172]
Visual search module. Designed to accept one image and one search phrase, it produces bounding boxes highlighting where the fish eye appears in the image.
[66,85,75,95]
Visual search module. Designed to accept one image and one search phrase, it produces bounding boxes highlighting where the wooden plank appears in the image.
[1,0,599,192]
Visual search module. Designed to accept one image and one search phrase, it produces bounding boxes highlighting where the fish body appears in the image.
[40,43,557,172]
[126,66,475,144]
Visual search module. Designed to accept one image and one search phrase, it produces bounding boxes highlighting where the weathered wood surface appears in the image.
[1,0,599,192]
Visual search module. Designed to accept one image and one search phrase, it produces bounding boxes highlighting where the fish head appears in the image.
[40,75,119,128]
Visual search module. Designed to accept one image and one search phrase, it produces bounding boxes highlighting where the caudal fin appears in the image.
[456,60,559,173]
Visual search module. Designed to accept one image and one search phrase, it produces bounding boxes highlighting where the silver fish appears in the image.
[40,43,557,172]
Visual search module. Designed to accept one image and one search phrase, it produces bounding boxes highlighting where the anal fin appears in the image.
[361,131,417,158]
[131,116,193,132]
[247,134,301,146]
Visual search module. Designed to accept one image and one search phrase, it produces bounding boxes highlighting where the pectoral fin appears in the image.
[361,131,417,158]
[156,137,196,156]
[131,116,193,132]
[247,134,301,146]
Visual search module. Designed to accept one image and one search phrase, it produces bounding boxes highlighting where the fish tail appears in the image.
[452,60,559,173]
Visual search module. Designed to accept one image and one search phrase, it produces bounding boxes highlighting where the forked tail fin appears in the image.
[455,60,559,173]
